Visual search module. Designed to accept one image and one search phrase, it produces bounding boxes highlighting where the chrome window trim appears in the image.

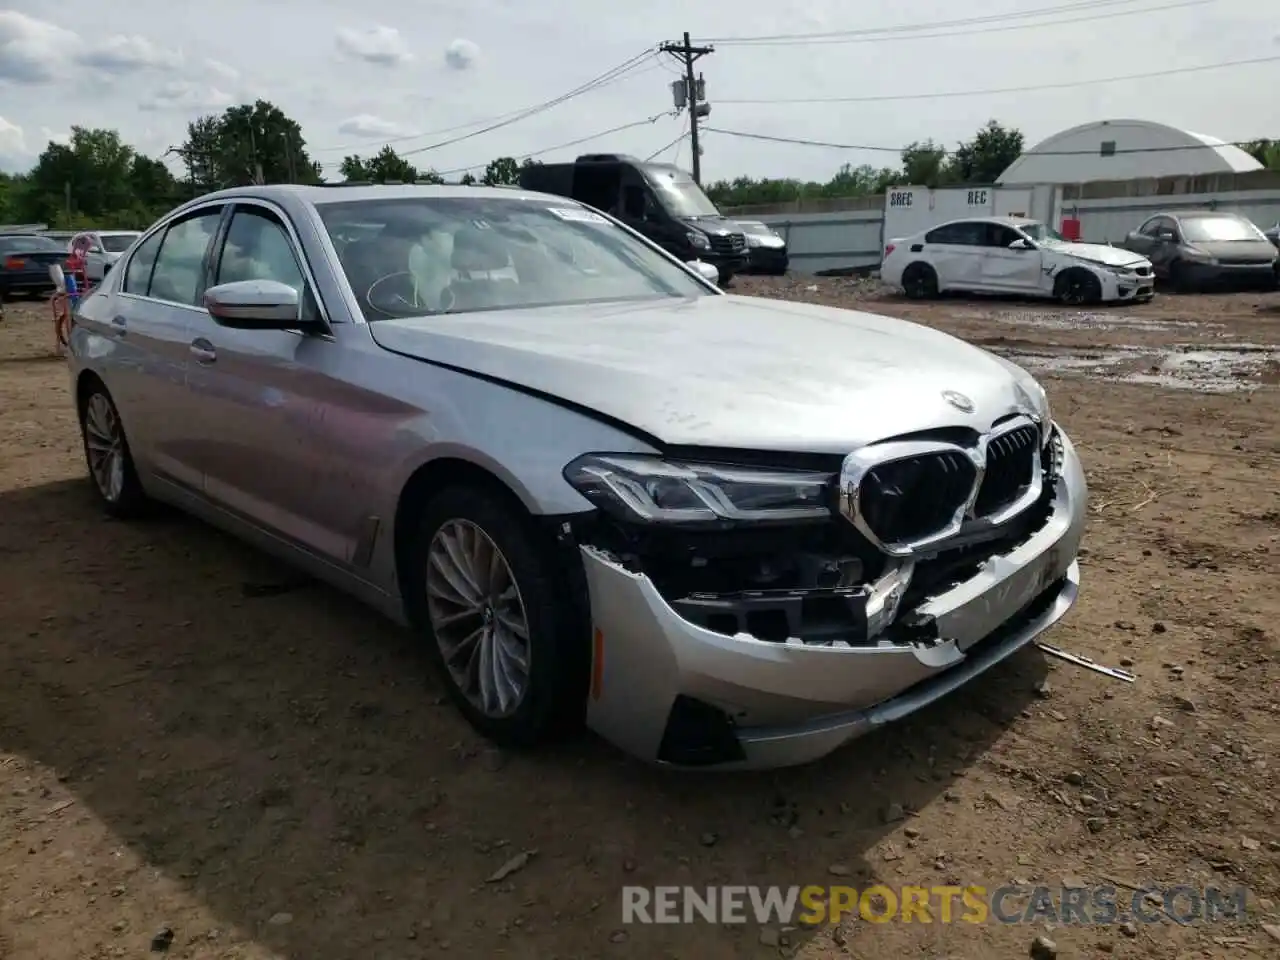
[838,414,1045,558]
[116,196,336,329]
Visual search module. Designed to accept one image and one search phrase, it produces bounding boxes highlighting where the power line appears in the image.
[645,128,690,162]
[695,0,1199,43]
[703,126,1272,157]
[437,112,677,176]
[313,50,660,154]
[718,54,1280,104]
[701,0,1212,48]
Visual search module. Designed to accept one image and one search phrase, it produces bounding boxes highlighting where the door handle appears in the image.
[110,315,127,335]
[190,338,217,364]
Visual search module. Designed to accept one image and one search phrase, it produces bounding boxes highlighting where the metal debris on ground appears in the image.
[1035,642,1137,682]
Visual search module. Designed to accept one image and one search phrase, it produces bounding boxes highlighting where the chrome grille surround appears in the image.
[839,414,1046,557]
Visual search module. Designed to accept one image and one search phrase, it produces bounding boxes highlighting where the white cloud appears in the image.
[444,39,479,71]
[0,115,28,170]
[139,80,234,113]
[337,114,410,139]
[82,33,182,73]
[335,25,411,67]
[40,126,71,147]
[204,58,239,82]
[0,11,77,83]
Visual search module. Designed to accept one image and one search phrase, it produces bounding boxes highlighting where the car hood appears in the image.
[1187,239,1277,261]
[1052,241,1148,268]
[368,295,1041,453]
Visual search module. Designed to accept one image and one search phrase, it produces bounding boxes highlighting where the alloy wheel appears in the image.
[425,519,532,718]
[84,393,126,502]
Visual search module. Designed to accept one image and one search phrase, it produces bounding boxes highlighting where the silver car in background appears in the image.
[67,184,1087,770]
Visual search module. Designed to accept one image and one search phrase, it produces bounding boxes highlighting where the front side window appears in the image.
[216,208,305,292]
[316,196,713,321]
[1179,216,1264,243]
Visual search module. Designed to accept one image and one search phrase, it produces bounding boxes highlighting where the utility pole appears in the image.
[660,32,713,184]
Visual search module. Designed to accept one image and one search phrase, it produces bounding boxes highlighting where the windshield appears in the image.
[1180,216,1265,242]
[1018,222,1066,244]
[100,233,140,252]
[647,171,720,218]
[317,195,713,320]
[0,235,63,253]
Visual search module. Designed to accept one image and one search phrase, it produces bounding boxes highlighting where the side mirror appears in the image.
[1156,230,1176,242]
[1008,238,1033,251]
[205,279,306,330]
[687,260,720,285]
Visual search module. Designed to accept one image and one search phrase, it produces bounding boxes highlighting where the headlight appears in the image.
[1182,248,1216,264]
[687,231,711,250]
[746,235,762,248]
[563,454,832,524]
[1015,378,1052,442]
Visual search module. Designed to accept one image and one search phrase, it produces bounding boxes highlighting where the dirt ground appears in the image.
[1,281,1277,960]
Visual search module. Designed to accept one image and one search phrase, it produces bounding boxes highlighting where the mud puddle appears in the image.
[994,342,1279,393]
[972,309,1224,334]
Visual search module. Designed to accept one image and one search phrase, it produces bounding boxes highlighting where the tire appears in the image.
[1054,268,1102,306]
[406,485,587,748]
[901,262,939,299]
[1167,260,1194,294]
[79,382,150,519]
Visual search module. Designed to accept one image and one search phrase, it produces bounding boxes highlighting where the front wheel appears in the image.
[407,486,587,747]
[1054,269,1102,306]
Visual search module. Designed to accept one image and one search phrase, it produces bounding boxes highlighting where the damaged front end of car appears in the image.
[556,415,1087,770]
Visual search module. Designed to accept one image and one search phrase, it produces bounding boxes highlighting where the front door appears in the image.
[980,223,1044,292]
[183,201,368,564]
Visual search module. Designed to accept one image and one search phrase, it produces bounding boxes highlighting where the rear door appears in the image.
[108,204,227,491]
[922,221,986,288]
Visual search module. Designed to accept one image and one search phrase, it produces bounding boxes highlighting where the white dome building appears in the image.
[997,119,1262,185]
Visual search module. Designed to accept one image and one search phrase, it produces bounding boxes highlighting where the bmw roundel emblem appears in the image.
[942,390,974,413]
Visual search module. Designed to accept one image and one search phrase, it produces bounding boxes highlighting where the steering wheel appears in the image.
[364,271,450,318]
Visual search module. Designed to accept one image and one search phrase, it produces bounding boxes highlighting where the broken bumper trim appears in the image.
[581,429,1088,770]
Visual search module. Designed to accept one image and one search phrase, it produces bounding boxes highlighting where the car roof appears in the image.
[193,183,572,207]
[924,215,1041,230]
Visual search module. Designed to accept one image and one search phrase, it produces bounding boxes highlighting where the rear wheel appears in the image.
[406,486,587,748]
[901,262,938,299]
[1054,269,1102,306]
[79,382,150,518]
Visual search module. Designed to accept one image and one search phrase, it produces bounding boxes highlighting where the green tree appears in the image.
[945,120,1024,184]
[339,145,445,184]
[900,140,950,186]
[180,100,322,190]
[482,156,520,186]
[1243,139,1280,170]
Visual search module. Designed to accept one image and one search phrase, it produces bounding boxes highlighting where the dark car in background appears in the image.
[0,233,72,300]
[520,154,748,285]
[1118,210,1277,292]
[737,220,789,275]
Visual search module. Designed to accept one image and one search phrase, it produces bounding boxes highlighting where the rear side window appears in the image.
[122,231,163,295]
[926,222,984,245]
[148,210,223,306]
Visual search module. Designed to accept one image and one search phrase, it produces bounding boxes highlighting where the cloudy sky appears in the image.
[0,0,1276,183]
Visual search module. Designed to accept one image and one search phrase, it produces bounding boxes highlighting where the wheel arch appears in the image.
[75,369,108,420]
[391,453,543,616]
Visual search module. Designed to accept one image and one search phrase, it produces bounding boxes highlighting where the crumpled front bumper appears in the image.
[581,428,1088,770]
